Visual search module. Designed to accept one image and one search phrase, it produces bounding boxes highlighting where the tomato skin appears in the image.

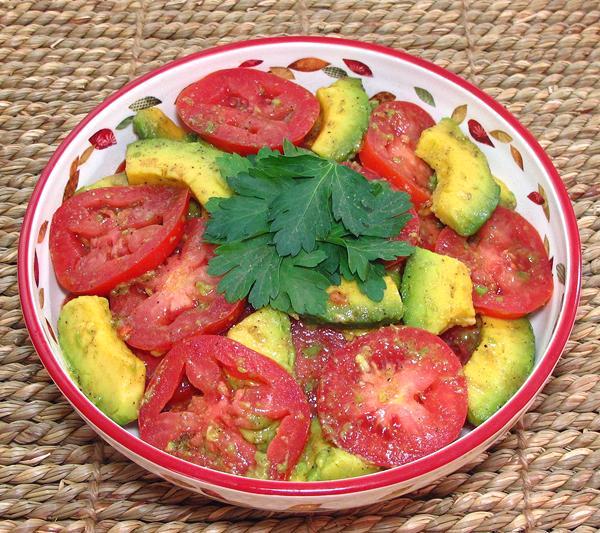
[50,186,189,295]
[110,219,244,353]
[132,348,197,406]
[139,335,311,479]
[176,68,320,155]
[435,207,553,318]
[359,101,435,206]
[290,320,348,413]
[318,326,467,468]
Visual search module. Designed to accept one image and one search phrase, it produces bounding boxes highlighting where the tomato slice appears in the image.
[50,186,189,295]
[290,319,347,413]
[139,335,311,479]
[176,68,320,155]
[384,207,420,268]
[435,207,554,318]
[317,326,467,467]
[110,219,245,353]
[440,316,483,365]
[417,209,445,251]
[132,348,197,406]
[359,101,435,206]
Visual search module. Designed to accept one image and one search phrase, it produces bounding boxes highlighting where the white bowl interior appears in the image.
[25,40,571,466]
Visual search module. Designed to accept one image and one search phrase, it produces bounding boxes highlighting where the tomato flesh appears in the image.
[418,209,445,251]
[50,186,189,295]
[139,335,311,479]
[176,68,320,155]
[318,326,467,467]
[291,320,348,413]
[359,101,435,205]
[435,207,553,318]
[110,219,244,353]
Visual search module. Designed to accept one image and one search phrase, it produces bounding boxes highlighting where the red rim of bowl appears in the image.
[18,36,581,497]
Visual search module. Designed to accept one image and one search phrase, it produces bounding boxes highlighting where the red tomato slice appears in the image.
[290,319,348,413]
[139,335,311,479]
[359,101,435,206]
[440,316,483,365]
[435,207,554,318]
[341,161,383,182]
[50,186,189,295]
[132,348,197,406]
[317,326,467,467]
[384,207,420,268]
[110,219,244,353]
[418,209,445,251]
[176,68,320,155]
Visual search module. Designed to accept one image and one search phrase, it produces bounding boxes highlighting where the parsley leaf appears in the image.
[205,143,415,316]
[270,172,334,255]
[204,172,292,242]
[331,235,414,281]
[271,250,331,316]
[356,262,388,301]
[207,235,281,308]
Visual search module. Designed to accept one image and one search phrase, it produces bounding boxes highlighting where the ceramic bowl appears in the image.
[18,36,581,512]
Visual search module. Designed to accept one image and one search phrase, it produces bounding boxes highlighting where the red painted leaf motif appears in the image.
[45,318,57,342]
[343,58,373,76]
[33,251,39,286]
[239,59,263,67]
[527,191,545,205]
[114,159,127,174]
[89,128,116,150]
[288,58,329,72]
[468,119,494,147]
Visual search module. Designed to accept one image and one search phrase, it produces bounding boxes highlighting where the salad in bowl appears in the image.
[19,37,580,511]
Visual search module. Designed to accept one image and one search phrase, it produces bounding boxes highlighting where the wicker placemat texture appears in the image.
[1,0,598,531]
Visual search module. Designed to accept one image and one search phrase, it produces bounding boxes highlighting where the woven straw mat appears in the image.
[1,1,598,531]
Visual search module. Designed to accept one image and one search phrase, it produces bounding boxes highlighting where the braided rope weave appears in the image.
[0,0,598,530]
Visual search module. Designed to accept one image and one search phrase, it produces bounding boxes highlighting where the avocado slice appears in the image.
[290,419,380,481]
[493,176,517,210]
[75,173,128,195]
[57,296,146,425]
[227,307,295,374]
[464,316,535,425]
[132,107,189,141]
[310,77,370,162]
[126,138,231,205]
[415,118,500,236]
[401,247,476,334]
[312,276,403,326]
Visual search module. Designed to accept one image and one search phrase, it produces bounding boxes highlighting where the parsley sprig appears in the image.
[205,141,414,316]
